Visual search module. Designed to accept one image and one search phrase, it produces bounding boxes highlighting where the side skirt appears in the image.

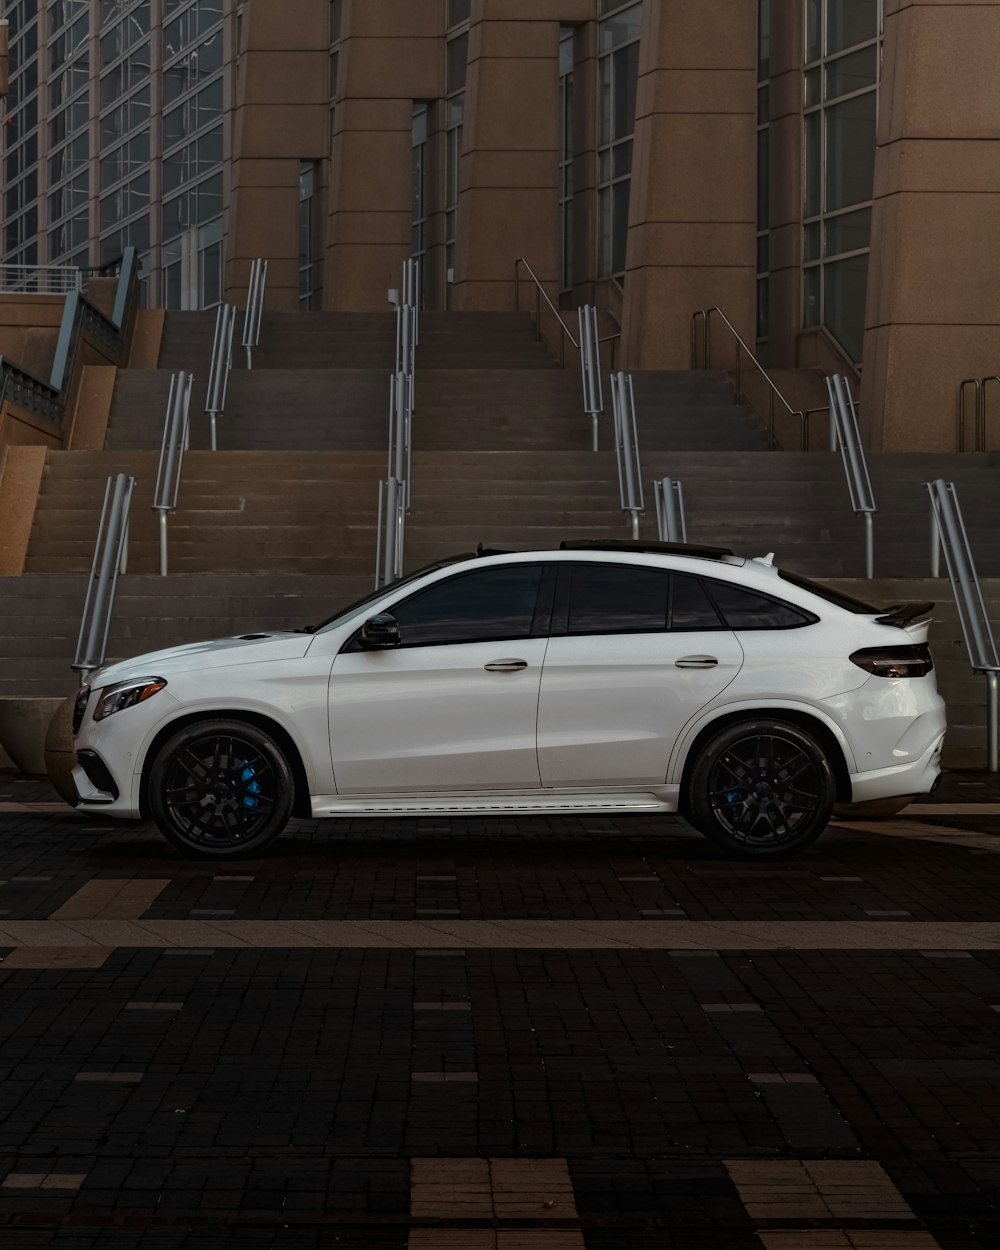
[310,786,679,819]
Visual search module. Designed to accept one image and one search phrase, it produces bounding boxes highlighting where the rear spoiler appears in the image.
[873,601,934,627]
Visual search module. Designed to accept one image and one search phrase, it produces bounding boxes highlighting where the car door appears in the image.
[536,562,744,787]
[328,562,554,794]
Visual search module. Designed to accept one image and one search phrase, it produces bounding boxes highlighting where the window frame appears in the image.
[551,563,729,638]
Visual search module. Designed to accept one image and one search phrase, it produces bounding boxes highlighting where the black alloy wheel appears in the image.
[687,719,834,858]
[149,719,294,857]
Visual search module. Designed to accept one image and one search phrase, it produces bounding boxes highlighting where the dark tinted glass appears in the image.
[706,579,813,630]
[392,565,543,647]
[670,574,723,630]
[566,564,669,634]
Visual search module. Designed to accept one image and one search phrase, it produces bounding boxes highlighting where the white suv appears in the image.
[70,543,945,859]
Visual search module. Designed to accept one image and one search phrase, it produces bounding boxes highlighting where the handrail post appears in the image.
[982,376,1000,452]
[611,371,643,539]
[152,370,193,577]
[579,305,603,452]
[958,378,981,451]
[828,373,877,578]
[72,472,135,680]
[242,258,268,369]
[654,478,686,542]
[927,478,1000,770]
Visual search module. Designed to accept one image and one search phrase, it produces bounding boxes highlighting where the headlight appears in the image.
[93,677,168,721]
[72,686,91,734]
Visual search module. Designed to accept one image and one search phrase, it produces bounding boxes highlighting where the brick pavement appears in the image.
[0,770,998,1247]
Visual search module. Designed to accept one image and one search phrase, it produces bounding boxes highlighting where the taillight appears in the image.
[849,644,933,678]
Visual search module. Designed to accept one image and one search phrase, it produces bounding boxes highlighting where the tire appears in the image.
[686,718,835,859]
[149,718,294,858]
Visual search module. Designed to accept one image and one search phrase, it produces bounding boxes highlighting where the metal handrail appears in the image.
[153,371,193,576]
[72,472,135,680]
[242,257,268,368]
[691,307,806,450]
[578,304,603,452]
[205,304,236,451]
[513,257,620,368]
[927,478,999,771]
[610,371,643,539]
[827,373,877,577]
[0,263,82,295]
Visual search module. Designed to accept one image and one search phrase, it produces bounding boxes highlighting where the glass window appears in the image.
[827,0,878,54]
[446,33,468,94]
[565,564,669,635]
[391,566,545,648]
[597,4,641,280]
[704,580,814,630]
[670,575,723,631]
[824,92,876,212]
[330,0,343,41]
[824,252,869,363]
[447,0,471,26]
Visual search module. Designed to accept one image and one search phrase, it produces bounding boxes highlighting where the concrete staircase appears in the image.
[0,574,369,699]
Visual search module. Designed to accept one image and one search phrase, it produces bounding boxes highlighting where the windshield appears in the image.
[777,569,879,614]
[307,557,469,633]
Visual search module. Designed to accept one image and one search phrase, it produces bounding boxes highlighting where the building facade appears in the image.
[3,0,998,451]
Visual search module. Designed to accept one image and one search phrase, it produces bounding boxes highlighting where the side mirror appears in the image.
[360,613,401,649]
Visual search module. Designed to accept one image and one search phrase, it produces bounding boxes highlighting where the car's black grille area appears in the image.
[76,750,119,800]
[72,688,90,734]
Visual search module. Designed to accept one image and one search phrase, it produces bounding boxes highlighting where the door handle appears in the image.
[675,655,719,669]
[484,658,528,672]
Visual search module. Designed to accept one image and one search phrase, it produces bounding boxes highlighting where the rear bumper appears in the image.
[848,729,944,804]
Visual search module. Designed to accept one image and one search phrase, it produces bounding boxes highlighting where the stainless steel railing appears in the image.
[376,262,419,586]
[242,257,268,369]
[958,375,1000,451]
[578,304,603,452]
[0,262,82,295]
[691,306,807,450]
[610,372,643,540]
[205,303,237,450]
[654,478,687,543]
[72,472,135,681]
[513,258,620,445]
[927,478,999,772]
[152,371,194,576]
[827,372,877,578]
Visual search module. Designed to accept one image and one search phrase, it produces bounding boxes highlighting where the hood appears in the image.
[90,632,312,688]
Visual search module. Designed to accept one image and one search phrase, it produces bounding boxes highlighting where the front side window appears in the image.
[390,565,545,648]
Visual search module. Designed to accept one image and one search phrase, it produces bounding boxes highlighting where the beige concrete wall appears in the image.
[128,309,165,369]
[69,366,118,452]
[620,0,757,369]
[862,0,1000,451]
[0,442,47,576]
[225,0,329,309]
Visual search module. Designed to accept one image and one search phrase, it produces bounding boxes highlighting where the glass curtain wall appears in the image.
[411,101,428,291]
[161,0,225,308]
[559,28,574,293]
[756,0,770,357]
[98,0,151,269]
[444,7,469,308]
[4,0,41,266]
[803,0,883,363]
[597,0,642,283]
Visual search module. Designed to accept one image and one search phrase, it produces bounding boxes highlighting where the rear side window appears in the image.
[566,563,670,634]
[670,574,723,630]
[705,578,817,630]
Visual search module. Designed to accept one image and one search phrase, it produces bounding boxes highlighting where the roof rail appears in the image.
[559,540,735,560]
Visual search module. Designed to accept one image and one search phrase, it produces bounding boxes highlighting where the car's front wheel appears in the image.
[686,719,835,858]
[149,719,294,857]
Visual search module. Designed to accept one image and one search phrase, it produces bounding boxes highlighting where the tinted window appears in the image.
[391,565,544,647]
[670,573,723,630]
[566,564,669,634]
[706,579,815,630]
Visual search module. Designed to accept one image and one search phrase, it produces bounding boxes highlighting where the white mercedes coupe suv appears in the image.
[70,542,945,859]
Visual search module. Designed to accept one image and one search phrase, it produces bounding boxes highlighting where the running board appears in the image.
[310,788,678,819]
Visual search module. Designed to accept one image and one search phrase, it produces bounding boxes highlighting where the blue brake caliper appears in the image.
[240,763,261,809]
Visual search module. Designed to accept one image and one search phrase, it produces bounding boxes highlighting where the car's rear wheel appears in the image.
[686,719,834,858]
[149,719,293,857]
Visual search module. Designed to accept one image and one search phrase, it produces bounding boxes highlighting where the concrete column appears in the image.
[326,1,443,311]
[861,0,1000,451]
[620,0,756,369]
[452,6,563,311]
[225,0,328,309]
